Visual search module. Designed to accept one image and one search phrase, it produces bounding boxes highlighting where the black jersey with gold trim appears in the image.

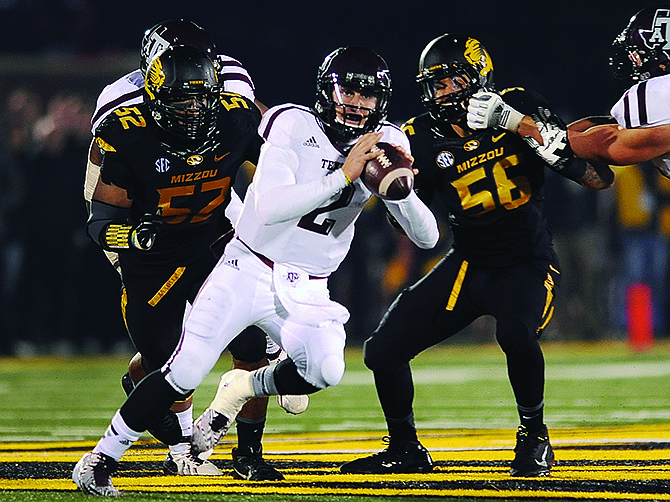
[404,89,557,268]
[95,93,262,267]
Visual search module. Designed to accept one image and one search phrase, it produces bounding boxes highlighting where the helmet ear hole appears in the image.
[416,34,494,123]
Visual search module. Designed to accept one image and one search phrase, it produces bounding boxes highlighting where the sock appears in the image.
[236,415,266,451]
[518,402,544,432]
[254,358,320,396]
[175,407,193,438]
[168,442,189,454]
[387,413,418,442]
[93,410,142,462]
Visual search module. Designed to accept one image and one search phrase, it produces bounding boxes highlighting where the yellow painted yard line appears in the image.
[2,425,669,499]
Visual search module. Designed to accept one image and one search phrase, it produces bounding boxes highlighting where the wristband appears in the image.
[499,106,525,132]
[104,224,132,250]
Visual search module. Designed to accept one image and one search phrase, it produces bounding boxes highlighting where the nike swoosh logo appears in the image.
[534,445,549,467]
[492,132,506,142]
[214,152,230,162]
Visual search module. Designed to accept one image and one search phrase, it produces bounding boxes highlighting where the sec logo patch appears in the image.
[436,151,455,169]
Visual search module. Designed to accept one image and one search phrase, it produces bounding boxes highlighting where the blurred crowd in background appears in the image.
[0,0,668,355]
[1,76,669,357]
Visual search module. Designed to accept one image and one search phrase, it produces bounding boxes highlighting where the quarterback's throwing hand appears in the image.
[467,91,525,132]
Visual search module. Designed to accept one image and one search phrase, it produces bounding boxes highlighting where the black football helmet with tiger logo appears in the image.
[416,33,494,124]
[315,46,392,142]
[140,19,219,76]
[144,45,221,150]
[610,5,670,83]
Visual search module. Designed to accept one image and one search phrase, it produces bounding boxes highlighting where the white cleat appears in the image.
[72,452,122,497]
[277,394,309,415]
[271,350,310,415]
[163,445,222,476]
[191,369,255,457]
[191,408,234,458]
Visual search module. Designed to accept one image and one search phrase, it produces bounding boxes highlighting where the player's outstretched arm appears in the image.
[569,123,670,166]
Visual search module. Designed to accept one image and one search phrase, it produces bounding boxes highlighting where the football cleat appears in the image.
[340,436,434,474]
[191,408,233,458]
[270,350,310,415]
[72,452,122,497]
[191,369,255,457]
[277,393,309,415]
[163,444,223,476]
[510,424,555,477]
[232,445,284,481]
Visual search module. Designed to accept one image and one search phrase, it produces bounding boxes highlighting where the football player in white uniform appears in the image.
[72,46,438,495]
[84,19,302,481]
[570,6,670,173]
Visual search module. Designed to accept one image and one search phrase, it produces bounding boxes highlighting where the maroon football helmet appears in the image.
[610,5,670,82]
[140,19,219,75]
[315,46,391,141]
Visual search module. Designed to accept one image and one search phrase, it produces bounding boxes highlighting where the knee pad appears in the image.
[319,354,345,388]
[496,319,537,355]
[363,336,393,372]
[164,350,210,393]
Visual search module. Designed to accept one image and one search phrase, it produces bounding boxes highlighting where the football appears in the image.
[361,142,414,200]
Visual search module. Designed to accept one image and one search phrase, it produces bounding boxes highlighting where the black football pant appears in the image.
[121,254,266,373]
[363,249,560,422]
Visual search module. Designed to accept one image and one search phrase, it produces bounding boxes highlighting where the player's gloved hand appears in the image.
[523,107,573,171]
[130,212,163,251]
[467,91,525,131]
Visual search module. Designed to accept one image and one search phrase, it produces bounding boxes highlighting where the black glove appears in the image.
[130,212,163,251]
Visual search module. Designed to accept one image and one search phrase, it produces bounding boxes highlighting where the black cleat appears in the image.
[510,424,555,477]
[232,445,284,481]
[340,436,433,474]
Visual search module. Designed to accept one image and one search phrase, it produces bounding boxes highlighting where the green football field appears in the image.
[1,339,670,501]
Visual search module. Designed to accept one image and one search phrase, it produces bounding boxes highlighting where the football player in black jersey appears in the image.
[85,21,300,481]
[81,45,265,484]
[340,33,613,478]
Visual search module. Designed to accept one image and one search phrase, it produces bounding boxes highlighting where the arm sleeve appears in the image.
[253,142,350,225]
[86,200,133,251]
[383,191,439,249]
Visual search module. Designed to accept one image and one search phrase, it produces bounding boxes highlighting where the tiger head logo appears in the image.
[464,38,493,79]
[144,56,166,101]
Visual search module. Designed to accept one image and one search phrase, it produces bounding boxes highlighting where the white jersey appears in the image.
[611,73,670,176]
[166,105,437,395]
[90,54,256,133]
[235,104,437,277]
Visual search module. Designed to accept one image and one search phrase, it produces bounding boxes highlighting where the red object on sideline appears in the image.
[626,282,655,352]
